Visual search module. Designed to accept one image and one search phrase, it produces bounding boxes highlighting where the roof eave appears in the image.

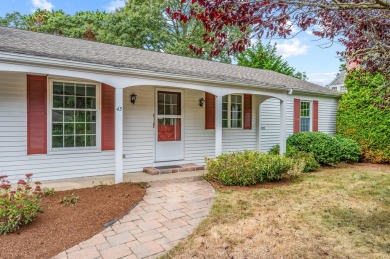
[0,51,339,97]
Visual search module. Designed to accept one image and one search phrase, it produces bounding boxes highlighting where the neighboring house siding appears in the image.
[0,72,115,181]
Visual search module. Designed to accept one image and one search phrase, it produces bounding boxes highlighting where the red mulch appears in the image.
[0,182,145,259]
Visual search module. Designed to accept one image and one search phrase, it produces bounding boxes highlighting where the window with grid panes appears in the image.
[222,95,243,128]
[51,81,98,149]
[300,101,311,132]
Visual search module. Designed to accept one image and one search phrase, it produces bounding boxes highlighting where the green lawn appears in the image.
[162,164,390,259]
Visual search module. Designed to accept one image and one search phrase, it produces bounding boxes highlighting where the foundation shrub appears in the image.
[0,174,43,235]
[335,135,361,162]
[269,144,320,172]
[286,132,361,165]
[205,151,295,186]
[287,132,342,165]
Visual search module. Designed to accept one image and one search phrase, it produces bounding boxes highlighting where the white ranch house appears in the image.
[0,27,340,183]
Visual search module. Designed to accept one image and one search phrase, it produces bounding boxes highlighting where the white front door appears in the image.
[155,90,184,161]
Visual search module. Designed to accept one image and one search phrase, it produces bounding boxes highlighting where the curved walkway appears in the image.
[54,176,215,259]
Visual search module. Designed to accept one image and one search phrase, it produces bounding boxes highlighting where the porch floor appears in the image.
[42,170,207,191]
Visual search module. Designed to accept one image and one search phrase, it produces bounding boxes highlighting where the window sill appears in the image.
[222,128,244,130]
[46,148,104,156]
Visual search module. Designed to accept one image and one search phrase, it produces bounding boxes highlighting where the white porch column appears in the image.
[215,95,223,156]
[279,100,287,155]
[115,88,124,183]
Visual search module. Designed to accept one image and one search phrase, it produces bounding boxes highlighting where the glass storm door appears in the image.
[155,91,184,161]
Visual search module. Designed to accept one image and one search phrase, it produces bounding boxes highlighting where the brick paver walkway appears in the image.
[54,176,215,259]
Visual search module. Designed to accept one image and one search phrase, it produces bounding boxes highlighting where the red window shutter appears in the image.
[101,84,115,150]
[294,98,301,134]
[205,92,215,129]
[243,94,252,129]
[312,100,319,132]
[27,75,47,155]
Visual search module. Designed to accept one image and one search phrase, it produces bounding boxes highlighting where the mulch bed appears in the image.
[0,182,146,259]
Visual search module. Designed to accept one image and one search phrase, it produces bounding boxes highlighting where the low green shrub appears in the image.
[287,132,361,165]
[205,151,295,186]
[43,187,56,196]
[291,151,320,172]
[0,174,43,235]
[287,132,342,165]
[60,194,79,205]
[269,144,320,172]
[335,135,361,162]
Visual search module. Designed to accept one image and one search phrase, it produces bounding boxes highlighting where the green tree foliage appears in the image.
[23,9,107,40]
[0,12,25,28]
[97,0,166,50]
[98,0,236,62]
[0,1,237,62]
[236,41,307,80]
[337,72,390,163]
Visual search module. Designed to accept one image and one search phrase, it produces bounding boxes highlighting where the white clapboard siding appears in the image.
[285,94,339,136]
[259,95,338,153]
[0,71,339,181]
[0,72,115,182]
[222,96,258,153]
[122,87,215,173]
[123,86,155,172]
[184,89,215,163]
[259,98,281,152]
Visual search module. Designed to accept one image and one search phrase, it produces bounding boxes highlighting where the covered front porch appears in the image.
[0,61,288,183]
[116,83,288,183]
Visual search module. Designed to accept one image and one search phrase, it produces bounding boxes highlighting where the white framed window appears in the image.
[222,94,243,129]
[300,101,311,132]
[48,79,101,152]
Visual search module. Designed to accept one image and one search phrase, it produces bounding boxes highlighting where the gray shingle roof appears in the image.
[328,71,346,86]
[0,27,337,95]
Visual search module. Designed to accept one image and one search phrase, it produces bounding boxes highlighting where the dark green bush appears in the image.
[205,151,295,186]
[335,135,361,162]
[287,132,342,165]
[269,144,320,172]
[337,72,390,163]
[286,132,361,166]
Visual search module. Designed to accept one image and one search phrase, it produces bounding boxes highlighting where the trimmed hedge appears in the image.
[286,132,360,166]
[205,151,296,186]
[337,72,390,163]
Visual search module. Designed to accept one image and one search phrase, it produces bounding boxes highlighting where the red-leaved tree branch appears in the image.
[170,0,390,79]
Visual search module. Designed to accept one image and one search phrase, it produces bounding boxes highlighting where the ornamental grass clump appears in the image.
[0,174,43,235]
[205,150,295,186]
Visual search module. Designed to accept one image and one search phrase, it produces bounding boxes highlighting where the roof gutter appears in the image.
[0,52,340,97]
